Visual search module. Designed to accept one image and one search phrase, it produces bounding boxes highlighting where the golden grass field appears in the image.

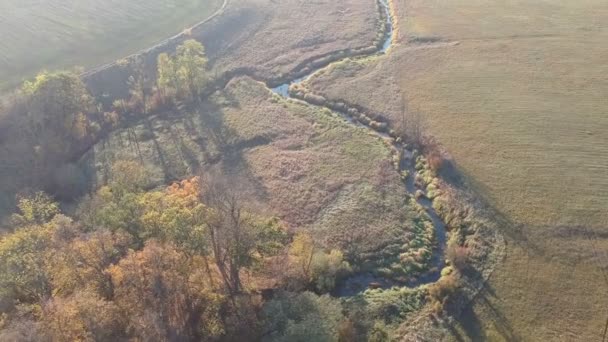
[0,0,222,91]
[197,0,378,79]
[305,0,608,340]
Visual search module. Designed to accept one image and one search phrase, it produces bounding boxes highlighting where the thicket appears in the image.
[0,159,361,340]
[0,39,212,215]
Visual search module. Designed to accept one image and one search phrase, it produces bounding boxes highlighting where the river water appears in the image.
[269,0,447,297]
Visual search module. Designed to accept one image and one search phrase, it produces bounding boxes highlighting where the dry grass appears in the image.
[81,77,430,270]
[305,0,608,340]
[196,0,378,79]
[0,0,223,92]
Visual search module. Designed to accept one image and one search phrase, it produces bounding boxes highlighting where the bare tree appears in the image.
[198,172,257,295]
[400,93,426,146]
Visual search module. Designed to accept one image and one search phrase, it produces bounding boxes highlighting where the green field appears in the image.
[0,0,222,91]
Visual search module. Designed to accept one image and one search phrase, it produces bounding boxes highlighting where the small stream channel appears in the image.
[268,0,447,297]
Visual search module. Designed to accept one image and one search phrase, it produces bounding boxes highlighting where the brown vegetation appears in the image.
[303,0,608,339]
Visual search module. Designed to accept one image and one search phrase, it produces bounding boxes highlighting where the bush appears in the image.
[368,321,390,342]
[428,274,459,315]
[446,244,470,271]
[262,292,345,342]
[427,150,444,173]
[303,93,327,106]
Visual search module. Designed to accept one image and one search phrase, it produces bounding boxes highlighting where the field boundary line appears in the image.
[80,0,229,78]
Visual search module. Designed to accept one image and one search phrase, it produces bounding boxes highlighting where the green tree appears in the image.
[262,292,345,342]
[156,52,177,100]
[0,225,53,303]
[10,191,59,227]
[21,71,94,156]
[175,39,208,100]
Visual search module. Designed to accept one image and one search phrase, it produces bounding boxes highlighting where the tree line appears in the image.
[0,39,212,210]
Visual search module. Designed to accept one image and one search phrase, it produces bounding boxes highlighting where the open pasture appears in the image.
[0,0,222,91]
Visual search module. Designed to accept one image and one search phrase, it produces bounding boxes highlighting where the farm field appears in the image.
[0,0,223,91]
[305,0,608,340]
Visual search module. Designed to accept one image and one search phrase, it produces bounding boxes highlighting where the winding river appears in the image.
[268,0,447,296]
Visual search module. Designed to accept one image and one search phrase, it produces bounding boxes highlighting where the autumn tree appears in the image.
[0,213,81,306]
[42,290,127,341]
[287,232,350,293]
[174,39,208,100]
[21,71,95,158]
[9,191,59,227]
[200,173,287,295]
[49,230,131,298]
[108,241,224,341]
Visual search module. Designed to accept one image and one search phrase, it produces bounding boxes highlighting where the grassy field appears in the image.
[196,0,378,79]
[80,77,433,275]
[0,0,222,91]
[305,0,608,339]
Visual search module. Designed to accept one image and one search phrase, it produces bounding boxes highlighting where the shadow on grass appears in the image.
[80,89,272,203]
[440,157,543,256]
[449,283,519,342]
[194,95,270,203]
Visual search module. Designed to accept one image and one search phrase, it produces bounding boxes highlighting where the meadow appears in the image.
[0,0,222,91]
[305,0,608,339]
[198,0,377,79]
[80,76,435,280]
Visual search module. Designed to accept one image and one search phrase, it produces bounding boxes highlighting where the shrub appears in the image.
[262,292,344,342]
[428,274,459,315]
[303,93,327,106]
[368,321,390,342]
[427,150,444,173]
[446,244,470,271]
[137,129,155,141]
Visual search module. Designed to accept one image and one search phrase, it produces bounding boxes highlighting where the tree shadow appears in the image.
[450,283,519,342]
[193,94,270,203]
[439,157,544,257]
